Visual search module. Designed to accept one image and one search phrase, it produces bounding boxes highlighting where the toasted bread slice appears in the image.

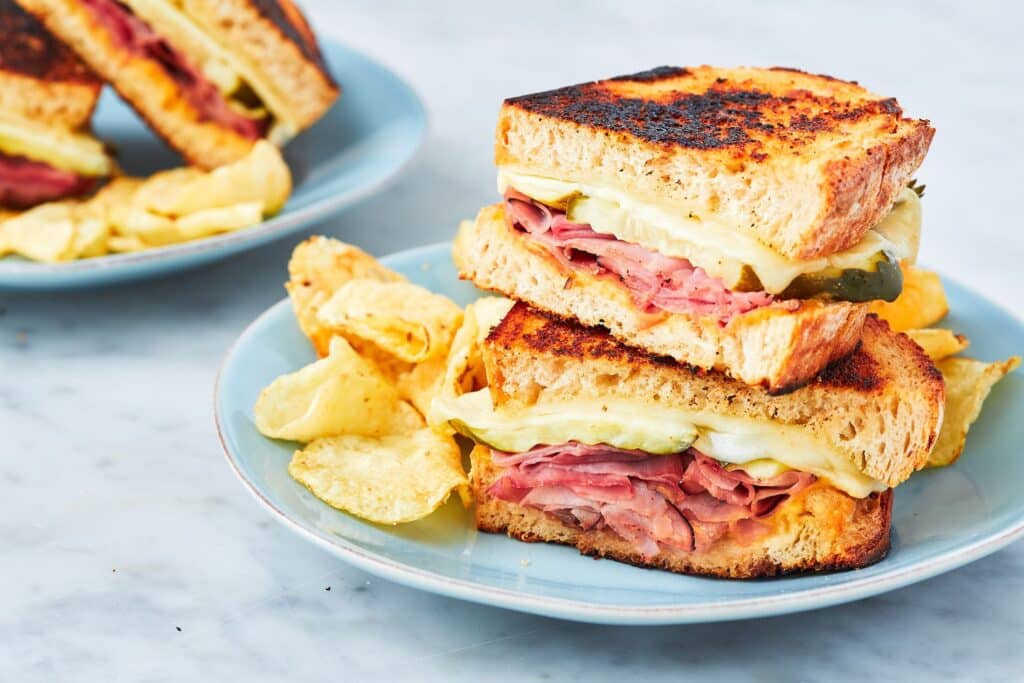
[18,0,338,168]
[471,445,892,578]
[497,66,933,260]
[455,204,867,392]
[484,303,944,488]
[0,0,100,128]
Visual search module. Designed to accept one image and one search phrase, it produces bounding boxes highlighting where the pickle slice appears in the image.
[780,251,903,302]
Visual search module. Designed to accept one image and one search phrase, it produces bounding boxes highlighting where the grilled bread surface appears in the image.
[472,446,892,579]
[497,65,933,260]
[17,0,337,167]
[0,0,100,127]
[455,204,867,392]
[483,303,944,488]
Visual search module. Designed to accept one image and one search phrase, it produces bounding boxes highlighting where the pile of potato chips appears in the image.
[0,140,291,263]
[869,262,1019,468]
[254,236,511,524]
[255,242,1018,526]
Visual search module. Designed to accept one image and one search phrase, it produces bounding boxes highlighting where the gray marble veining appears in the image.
[2,1,1022,680]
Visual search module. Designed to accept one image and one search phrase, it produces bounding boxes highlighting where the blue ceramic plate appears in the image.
[215,243,1024,625]
[0,41,425,290]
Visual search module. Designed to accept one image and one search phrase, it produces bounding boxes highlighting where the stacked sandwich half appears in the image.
[438,66,945,577]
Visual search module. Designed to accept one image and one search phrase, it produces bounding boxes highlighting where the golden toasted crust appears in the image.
[455,204,866,392]
[18,0,337,168]
[471,446,892,578]
[484,303,944,487]
[185,0,338,129]
[1,0,100,127]
[497,65,933,260]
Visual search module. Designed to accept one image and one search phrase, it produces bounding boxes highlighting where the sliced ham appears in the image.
[0,154,99,209]
[488,442,815,558]
[81,0,267,140]
[504,189,792,324]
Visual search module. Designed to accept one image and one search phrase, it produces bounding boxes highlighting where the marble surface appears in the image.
[2,1,1023,680]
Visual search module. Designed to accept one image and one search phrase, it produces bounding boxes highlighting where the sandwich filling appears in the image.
[81,0,298,142]
[0,153,100,208]
[434,389,886,499]
[499,168,921,312]
[487,443,816,558]
[0,113,111,207]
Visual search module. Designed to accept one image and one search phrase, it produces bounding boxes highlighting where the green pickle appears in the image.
[779,251,903,302]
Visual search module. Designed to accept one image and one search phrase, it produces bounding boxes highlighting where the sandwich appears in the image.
[16,0,339,169]
[432,303,944,577]
[0,0,113,208]
[455,66,934,392]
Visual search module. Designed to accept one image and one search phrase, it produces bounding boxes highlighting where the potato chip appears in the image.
[110,205,179,246]
[69,216,109,258]
[88,176,145,217]
[174,201,264,240]
[316,279,464,363]
[869,263,948,331]
[428,297,513,429]
[927,356,1020,468]
[107,235,148,253]
[288,427,468,524]
[254,336,418,442]
[129,167,205,214]
[286,236,406,356]
[397,354,448,417]
[906,328,969,361]
[0,203,76,262]
[142,141,291,217]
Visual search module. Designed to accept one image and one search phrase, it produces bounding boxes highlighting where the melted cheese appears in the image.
[122,0,299,143]
[498,168,921,294]
[0,114,111,176]
[433,389,885,498]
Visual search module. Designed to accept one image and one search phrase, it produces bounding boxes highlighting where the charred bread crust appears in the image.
[482,302,943,487]
[16,0,256,167]
[187,0,339,129]
[496,65,933,260]
[455,204,867,394]
[471,446,892,579]
[1,0,100,127]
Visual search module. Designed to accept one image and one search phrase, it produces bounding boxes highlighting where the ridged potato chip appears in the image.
[286,236,406,357]
[254,337,419,442]
[288,428,468,524]
[174,201,264,240]
[141,141,291,217]
[906,328,969,361]
[928,356,1020,468]
[0,203,76,262]
[869,263,948,332]
[316,279,464,363]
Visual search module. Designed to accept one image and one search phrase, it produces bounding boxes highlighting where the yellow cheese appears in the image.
[121,0,299,142]
[433,389,885,498]
[498,168,921,294]
[0,114,111,176]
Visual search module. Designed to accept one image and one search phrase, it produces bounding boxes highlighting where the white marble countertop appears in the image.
[3,1,1023,680]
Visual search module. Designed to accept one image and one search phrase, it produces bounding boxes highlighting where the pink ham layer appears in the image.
[488,442,815,559]
[504,190,796,324]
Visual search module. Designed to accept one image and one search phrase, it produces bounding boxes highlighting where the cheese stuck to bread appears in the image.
[0,112,111,176]
[433,388,884,498]
[498,168,922,295]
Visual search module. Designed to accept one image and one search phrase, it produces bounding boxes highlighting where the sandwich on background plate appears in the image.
[0,0,113,208]
[16,0,339,168]
[456,66,933,392]
[433,303,944,577]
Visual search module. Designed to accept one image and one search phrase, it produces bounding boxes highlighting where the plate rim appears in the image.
[0,39,428,283]
[214,242,1024,625]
